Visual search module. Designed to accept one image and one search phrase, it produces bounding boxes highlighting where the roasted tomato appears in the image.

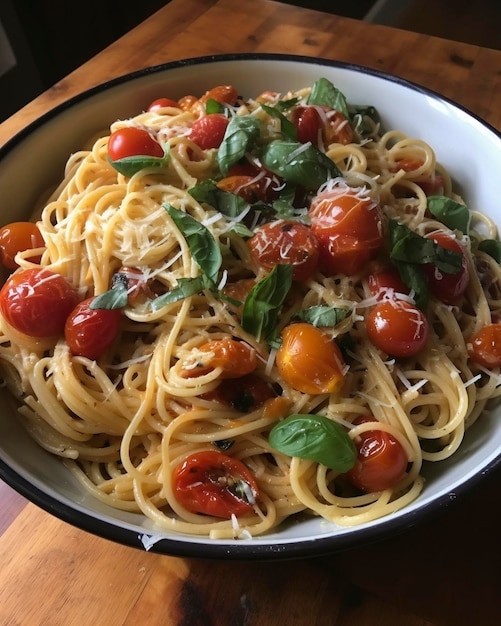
[0,221,45,270]
[217,171,280,203]
[424,230,469,304]
[147,98,179,111]
[248,220,319,281]
[203,373,277,411]
[276,322,346,394]
[179,337,257,379]
[189,113,229,149]
[0,268,78,337]
[309,183,384,276]
[367,268,410,300]
[65,297,122,359]
[346,417,408,492]
[108,127,164,160]
[468,323,501,368]
[172,450,258,518]
[366,299,429,358]
[293,106,353,147]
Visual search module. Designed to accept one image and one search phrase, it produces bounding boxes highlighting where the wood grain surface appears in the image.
[0,1,500,624]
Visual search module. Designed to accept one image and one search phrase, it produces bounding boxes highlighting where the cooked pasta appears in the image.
[0,79,499,539]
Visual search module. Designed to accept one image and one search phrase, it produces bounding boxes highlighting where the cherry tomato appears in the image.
[366,299,429,358]
[323,109,354,145]
[309,184,384,276]
[172,450,258,518]
[203,373,277,411]
[0,268,78,337]
[107,127,164,161]
[367,268,409,300]
[189,114,229,149]
[248,220,319,281]
[180,337,257,379]
[468,323,501,368]
[198,85,239,107]
[65,297,122,359]
[424,230,469,304]
[217,173,279,204]
[391,158,445,195]
[222,278,256,316]
[0,221,45,270]
[112,267,155,304]
[276,322,346,394]
[147,98,179,111]
[293,105,322,145]
[346,417,408,493]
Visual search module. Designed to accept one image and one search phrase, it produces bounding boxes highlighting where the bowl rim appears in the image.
[1,52,500,560]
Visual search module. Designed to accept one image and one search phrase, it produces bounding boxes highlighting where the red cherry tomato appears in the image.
[366,299,429,358]
[309,184,384,276]
[108,127,164,161]
[293,105,322,145]
[276,322,346,394]
[424,230,469,304]
[189,114,229,149]
[367,268,409,300]
[0,268,78,337]
[468,323,501,368]
[172,450,258,518]
[346,417,408,492]
[0,221,45,270]
[147,98,179,111]
[64,298,122,359]
[179,337,257,379]
[217,173,280,204]
[248,220,319,281]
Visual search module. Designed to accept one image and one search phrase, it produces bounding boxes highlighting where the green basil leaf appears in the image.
[350,105,380,137]
[107,145,169,177]
[217,115,261,175]
[261,140,341,190]
[394,261,429,310]
[206,98,224,114]
[427,196,471,233]
[151,275,214,310]
[274,97,300,113]
[189,179,250,219]
[260,103,298,141]
[478,239,501,264]
[241,264,293,342]
[296,305,349,327]
[91,282,128,310]
[165,204,222,282]
[307,77,350,119]
[269,414,356,472]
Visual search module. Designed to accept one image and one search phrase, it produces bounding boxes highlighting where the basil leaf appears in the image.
[165,204,222,282]
[307,77,350,119]
[217,115,261,175]
[478,239,501,264]
[395,261,429,310]
[241,264,293,342]
[350,105,380,137]
[206,98,224,114]
[260,103,298,141]
[427,196,471,233]
[269,414,356,472]
[189,179,249,219]
[151,275,214,310]
[296,306,349,327]
[90,282,128,310]
[108,145,169,177]
[261,140,341,190]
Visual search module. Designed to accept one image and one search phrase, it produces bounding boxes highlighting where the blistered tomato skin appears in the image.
[468,323,501,368]
[64,298,122,360]
[0,268,79,337]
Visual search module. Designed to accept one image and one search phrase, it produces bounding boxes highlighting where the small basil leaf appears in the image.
[261,140,341,190]
[242,264,293,343]
[217,115,261,175]
[350,105,380,137]
[307,77,350,119]
[269,414,356,472]
[274,97,300,113]
[151,275,214,310]
[260,103,298,141]
[296,306,349,327]
[91,282,128,310]
[478,239,501,264]
[427,196,471,233]
[206,98,224,114]
[107,145,169,177]
[165,204,222,282]
[189,179,249,219]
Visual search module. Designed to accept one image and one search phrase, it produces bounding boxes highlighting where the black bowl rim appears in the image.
[1,52,500,560]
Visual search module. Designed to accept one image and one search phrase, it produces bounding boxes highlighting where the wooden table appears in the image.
[1,1,500,624]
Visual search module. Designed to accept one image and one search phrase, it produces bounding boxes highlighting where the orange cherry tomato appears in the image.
[217,173,280,204]
[189,114,229,149]
[424,230,469,304]
[0,221,45,270]
[198,85,239,107]
[309,184,384,276]
[248,220,319,282]
[179,337,257,379]
[0,268,78,337]
[468,323,501,368]
[147,98,179,111]
[202,373,277,411]
[172,450,258,518]
[65,297,122,359]
[366,299,429,358]
[367,268,409,300]
[276,322,346,394]
[346,416,408,493]
[108,127,164,160]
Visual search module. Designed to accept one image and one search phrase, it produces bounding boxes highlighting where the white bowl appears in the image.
[0,54,500,559]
